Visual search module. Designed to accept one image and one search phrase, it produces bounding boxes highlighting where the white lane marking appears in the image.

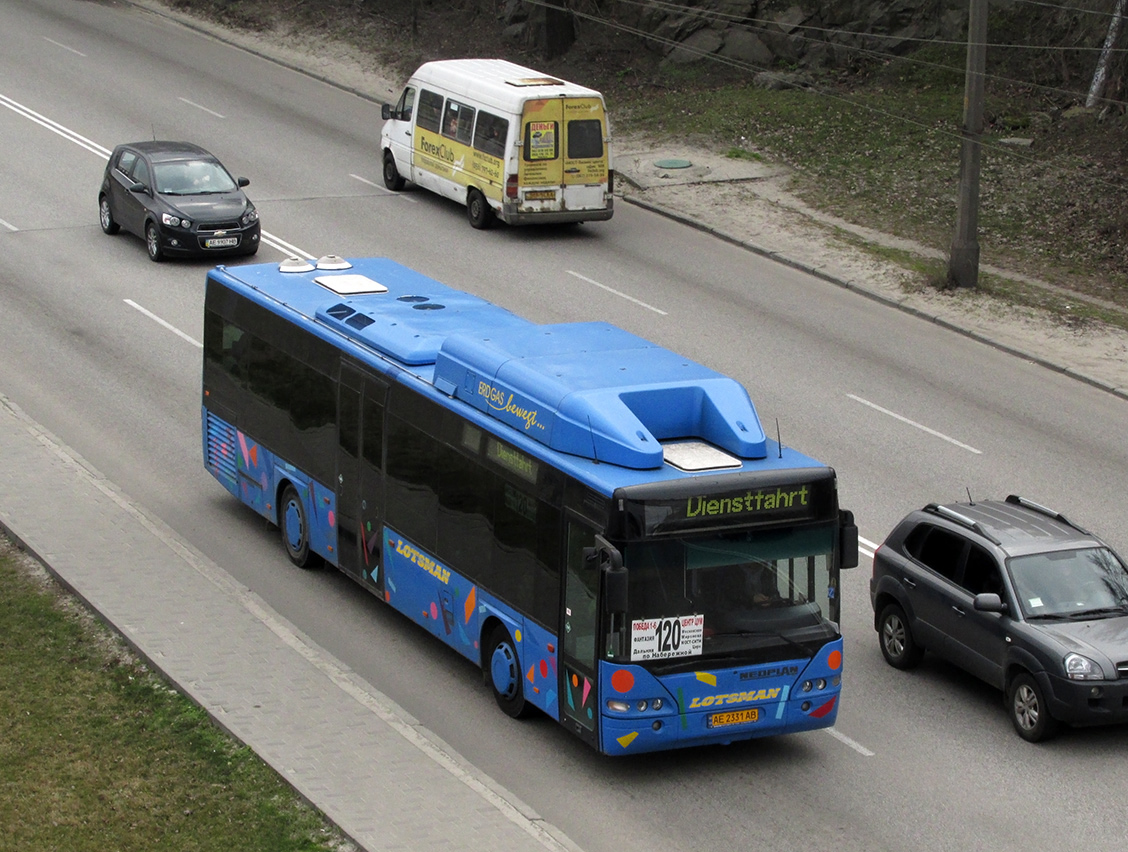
[43,37,86,56]
[859,535,878,559]
[0,93,109,158]
[124,299,201,348]
[0,218,17,232]
[826,727,875,756]
[261,231,313,259]
[350,173,417,200]
[566,270,667,315]
[178,97,224,118]
[847,394,982,454]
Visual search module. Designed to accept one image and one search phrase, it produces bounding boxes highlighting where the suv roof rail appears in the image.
[1004,494,1089,535]
[925,503,1002,545]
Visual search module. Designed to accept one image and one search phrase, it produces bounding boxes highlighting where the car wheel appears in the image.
[486,625,531,718]
[467,188,494,230]
[279,484,319,569]
[382,151,405,191]
[1008,672,1060,742]
[878,602,924,669]
[99,195,119,235]
[145,222,164,262]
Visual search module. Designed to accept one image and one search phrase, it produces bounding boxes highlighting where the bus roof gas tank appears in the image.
[435,322,767,469]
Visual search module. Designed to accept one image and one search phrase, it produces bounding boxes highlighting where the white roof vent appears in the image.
[315,255,353,270]
[314,274,389,295]
[279,256,315,273]
[662,441,742,471]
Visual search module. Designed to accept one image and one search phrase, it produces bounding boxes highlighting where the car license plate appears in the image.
[205,236,239,248]
[708,708,759,728]
[524,190,555,200]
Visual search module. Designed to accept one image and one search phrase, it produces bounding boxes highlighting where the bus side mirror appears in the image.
[381,103,392,120]
[585,535,626,613]
[839,510,859,569]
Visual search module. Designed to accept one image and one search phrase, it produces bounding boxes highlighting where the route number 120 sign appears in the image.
[630,614,705,661]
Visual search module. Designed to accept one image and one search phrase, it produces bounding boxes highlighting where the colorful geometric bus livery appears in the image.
[201,255,858,755]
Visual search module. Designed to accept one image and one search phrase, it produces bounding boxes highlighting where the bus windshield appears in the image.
[622,525,838,664]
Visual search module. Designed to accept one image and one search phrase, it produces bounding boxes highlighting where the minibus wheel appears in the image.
[467,188,494,230]
[382,151,405,191]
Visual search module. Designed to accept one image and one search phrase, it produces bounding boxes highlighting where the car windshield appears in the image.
[621,524,838,666]
[1009,546,1128,619]
[154,159,238,195]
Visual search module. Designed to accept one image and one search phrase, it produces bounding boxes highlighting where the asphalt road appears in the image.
[3,2,1128,851]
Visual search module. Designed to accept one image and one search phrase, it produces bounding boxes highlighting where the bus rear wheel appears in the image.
[487,625,531,718]
[280,484,318,569]
[467,188,494,230]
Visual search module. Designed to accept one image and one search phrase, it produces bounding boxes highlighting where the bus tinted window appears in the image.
[473,111,508,158]
[567,119,603,159]
[442,100,475,144]
[416,89,443,133]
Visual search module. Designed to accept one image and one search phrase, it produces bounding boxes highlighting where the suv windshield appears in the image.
[1009,546,1128,619]
[622,524,838,665]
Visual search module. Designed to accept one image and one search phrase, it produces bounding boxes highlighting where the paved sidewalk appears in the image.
[0,394,579,852]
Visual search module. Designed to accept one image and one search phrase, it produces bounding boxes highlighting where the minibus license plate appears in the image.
[708,708,759,728]
[524,190,555,200]
[206,237,239,248]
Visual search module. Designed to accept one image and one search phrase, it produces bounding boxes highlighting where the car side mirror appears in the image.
[237,177,250,188]
[382,103,392,121]
[128,181,146,194]
[973,592,1007,613]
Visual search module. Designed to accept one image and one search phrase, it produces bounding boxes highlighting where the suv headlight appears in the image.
[241,206,259,226]
[1064,652,1103,680]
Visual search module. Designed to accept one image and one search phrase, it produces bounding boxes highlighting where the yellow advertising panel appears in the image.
[562,97,609,185]
[414,127,504,202]
[519,98,563,187]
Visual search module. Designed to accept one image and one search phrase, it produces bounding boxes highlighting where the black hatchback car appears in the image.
[871,495,1128,742]
[98,141,260,262]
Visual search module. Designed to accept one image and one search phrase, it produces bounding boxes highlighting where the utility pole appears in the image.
[948,0,988,288]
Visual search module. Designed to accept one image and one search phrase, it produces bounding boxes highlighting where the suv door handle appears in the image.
[951,605,966,616]
[902,577,916,588]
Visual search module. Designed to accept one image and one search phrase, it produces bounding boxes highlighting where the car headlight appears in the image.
[161,212,191,228]
[241,206,259,226]
[1064,652,1103,680]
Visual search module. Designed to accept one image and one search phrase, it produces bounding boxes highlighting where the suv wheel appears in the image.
[878,602,924,669]
[1008,672,1060,743]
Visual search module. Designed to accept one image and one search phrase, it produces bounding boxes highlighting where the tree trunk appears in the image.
[1086,0,1127,108]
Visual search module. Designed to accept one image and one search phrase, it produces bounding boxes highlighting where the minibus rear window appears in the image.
[567,119,603,159]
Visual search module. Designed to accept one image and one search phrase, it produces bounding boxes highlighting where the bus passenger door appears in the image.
[561,520,600,750]
[337,363,387,590]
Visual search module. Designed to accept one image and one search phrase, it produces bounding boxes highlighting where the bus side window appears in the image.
[473,112,508,158]
[443,100,475,145]
[416,89,443,133]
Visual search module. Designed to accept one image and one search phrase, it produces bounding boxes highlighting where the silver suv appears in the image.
[870,495,1128,742]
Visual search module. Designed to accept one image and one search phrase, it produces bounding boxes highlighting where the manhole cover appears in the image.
[654,158,692,169]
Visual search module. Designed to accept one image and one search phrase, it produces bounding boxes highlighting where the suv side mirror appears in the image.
[973,592,1007,613]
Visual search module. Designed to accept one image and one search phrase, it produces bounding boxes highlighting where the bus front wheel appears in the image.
[467,188,494,230]
[280,484,318,569]
[383,151,405,191]
[487,626,531,718]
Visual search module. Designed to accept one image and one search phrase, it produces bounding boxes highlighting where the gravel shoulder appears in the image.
[134,0,1128,397]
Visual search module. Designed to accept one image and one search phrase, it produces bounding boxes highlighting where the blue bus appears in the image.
[201,256,858,755]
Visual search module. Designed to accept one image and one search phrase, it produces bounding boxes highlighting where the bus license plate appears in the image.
[206,237,239,248]
[708,708,759,728]
[524,190,555,200]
